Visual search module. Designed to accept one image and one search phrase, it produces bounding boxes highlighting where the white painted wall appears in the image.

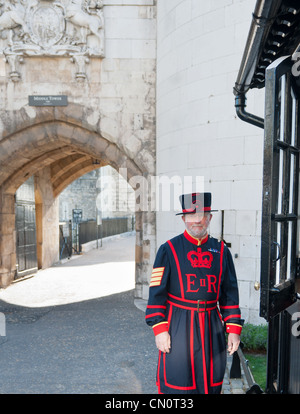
[156,0,266,324]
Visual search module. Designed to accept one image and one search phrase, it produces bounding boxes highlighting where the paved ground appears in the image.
[0,233,246,394]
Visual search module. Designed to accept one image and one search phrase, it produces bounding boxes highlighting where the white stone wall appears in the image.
[104,0,156,60]
[156,0,266,324]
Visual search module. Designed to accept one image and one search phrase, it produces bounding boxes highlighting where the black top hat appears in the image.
[176,192,218,215]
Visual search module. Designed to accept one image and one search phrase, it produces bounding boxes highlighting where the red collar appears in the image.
[184,230,208,246]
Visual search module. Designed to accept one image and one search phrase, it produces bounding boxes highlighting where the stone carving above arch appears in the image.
[0,0,104,81]
[0,103,155,180]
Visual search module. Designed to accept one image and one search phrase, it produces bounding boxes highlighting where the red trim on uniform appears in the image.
[223,314,241,322]
[159,306,173,392]
[158,305,174,392]
[152,322,169,336]
[182,208,195,213]
[145,312,165,319]
[164,352,197,390]
[226,324,243,335]
[163,306,196,391]
[190,310,196,389]
[157,351,162,393]
[182,207,211,213]
[168,292,216,305]
[184,230,208,246]
[167,240,184,298]
[167,299,217,312]
[199,312,208,394]
[209,312,223,388]
[216,241,224,300]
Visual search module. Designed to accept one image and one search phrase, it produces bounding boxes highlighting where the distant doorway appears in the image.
[15,177,38,279]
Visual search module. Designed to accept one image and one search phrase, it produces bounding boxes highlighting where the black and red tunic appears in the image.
[145,230,243,394]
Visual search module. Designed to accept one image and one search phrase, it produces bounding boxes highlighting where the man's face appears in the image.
[182,212,212,239]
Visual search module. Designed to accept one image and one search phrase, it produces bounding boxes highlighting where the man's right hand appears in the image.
[155,331,171,353]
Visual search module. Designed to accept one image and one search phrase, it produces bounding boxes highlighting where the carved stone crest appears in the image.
[0,0,105,81]
[29,2,65,49]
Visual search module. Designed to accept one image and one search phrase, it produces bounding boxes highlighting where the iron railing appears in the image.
[59,216,134,258]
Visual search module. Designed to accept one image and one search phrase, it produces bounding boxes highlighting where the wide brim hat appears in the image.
[176,192,218,215]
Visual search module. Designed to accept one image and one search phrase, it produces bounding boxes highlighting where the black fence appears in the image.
[59,216,134,259]
[79,216,134,245]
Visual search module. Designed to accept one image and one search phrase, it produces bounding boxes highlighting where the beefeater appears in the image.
[145,192,243,394]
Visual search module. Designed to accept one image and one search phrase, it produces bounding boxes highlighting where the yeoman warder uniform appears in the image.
[145,193,243,394]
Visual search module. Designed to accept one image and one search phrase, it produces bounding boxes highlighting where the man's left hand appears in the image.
[227,333,240,355]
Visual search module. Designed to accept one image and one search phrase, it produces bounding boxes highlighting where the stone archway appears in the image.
[0,104,156,300]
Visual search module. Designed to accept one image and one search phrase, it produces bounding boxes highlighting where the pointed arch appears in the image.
[0,109,155,298]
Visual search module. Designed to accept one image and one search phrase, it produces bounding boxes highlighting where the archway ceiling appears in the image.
[51,154,107,197]
[0,120,143,196]
[2,144,106,196]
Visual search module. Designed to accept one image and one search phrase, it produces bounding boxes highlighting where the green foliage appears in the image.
[244,353,267,390]
[241,323,268,352]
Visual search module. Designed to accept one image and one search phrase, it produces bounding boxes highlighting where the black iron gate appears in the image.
[15,178,38,279]
[261,55,300,393]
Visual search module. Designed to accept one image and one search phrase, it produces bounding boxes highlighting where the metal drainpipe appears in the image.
[233,0,283,130]
[235,93,264,129]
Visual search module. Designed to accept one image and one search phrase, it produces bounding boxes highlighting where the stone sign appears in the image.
[29,95,68,106]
